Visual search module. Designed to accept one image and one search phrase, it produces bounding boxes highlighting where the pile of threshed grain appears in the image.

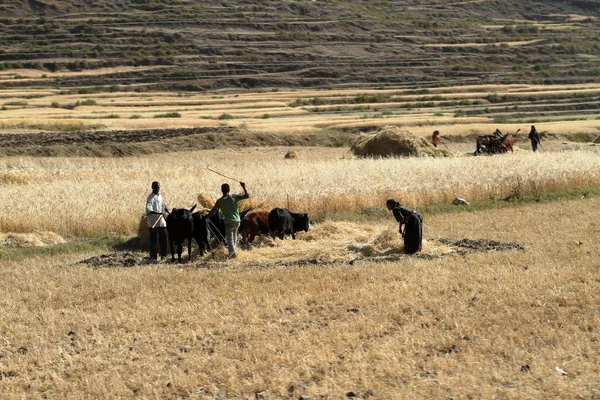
[351,126,453,158]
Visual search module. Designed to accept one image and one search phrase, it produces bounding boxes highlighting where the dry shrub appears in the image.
[594,135,600,144]
[0,231,65,247]
[351,125,454,158]
[284,151,299,159]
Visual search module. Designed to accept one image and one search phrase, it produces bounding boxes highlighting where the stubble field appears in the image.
[1,197,599,399]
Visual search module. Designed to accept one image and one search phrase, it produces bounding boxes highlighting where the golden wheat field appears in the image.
[1,146,600,237]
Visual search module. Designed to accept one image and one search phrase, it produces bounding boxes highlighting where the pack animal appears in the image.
[268,208,310,240]
[166,205,196,262]
[191,211,212,256]
[475,129,516,155]
[194,208,252,254]
[240,211,270,243]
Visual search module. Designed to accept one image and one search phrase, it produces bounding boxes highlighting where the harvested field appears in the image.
[1,198,599,399]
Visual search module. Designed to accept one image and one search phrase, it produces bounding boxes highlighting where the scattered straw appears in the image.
[0,231,66,248]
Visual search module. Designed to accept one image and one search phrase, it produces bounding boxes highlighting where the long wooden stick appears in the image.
[207,167,240,183]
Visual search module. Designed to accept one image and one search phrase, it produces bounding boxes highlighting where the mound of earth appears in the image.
[81,252,150,268]
[351,126,453,158]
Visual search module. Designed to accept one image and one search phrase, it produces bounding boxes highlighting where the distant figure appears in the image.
[146,181,167,262]
[207,182,249,258]
[431,130,443,148]
[528,125,541,152]
[386,199,423,254]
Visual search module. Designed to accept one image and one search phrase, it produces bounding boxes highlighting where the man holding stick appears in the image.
[146,181,168,262]
[207,181,250,259]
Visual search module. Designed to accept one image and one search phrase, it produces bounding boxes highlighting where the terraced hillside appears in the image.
[0,0,599,92]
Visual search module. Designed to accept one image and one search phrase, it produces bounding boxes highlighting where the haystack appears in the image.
[284,151,299,159]
[351,126,453,158]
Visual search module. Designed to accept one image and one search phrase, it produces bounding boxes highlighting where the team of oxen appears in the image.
[165,207,310,262]
[474,128,519,155]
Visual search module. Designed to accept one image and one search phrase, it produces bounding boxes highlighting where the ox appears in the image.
[191,211,212,256]
[193,208,252,254]
[475,129,518,155]
[240,210,270,243]
[268,208,309,240]
[166,205,196,263]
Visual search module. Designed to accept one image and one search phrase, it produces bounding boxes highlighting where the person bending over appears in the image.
[386,198,423,254]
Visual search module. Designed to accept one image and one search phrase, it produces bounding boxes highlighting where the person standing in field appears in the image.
[207,182,249,258]
[146,181,168,262]
[386,199,423,254]
[431,130,443,148]
[528,125,541,152]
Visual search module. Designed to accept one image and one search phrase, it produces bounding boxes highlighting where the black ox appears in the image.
[268,207,310,240]
[166,205,196,263]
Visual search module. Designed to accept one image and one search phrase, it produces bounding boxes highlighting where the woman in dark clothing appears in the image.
[528,125,540,152]
[386,199,422,254]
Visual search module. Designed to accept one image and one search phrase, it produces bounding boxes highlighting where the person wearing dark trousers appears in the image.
[146,181,167,261]
[386,199,423,254]
[528,125,541,152]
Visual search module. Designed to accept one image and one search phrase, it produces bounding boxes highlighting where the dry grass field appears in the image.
[1,198,599,399]
[1,147,600,237]
[1,81,600,398]
[1,1,600,395]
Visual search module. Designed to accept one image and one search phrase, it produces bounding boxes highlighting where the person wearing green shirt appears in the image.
[207,182,249,258]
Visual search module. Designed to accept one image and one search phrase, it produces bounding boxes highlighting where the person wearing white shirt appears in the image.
[146,181,167,261]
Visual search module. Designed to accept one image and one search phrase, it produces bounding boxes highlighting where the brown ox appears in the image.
[241,211,270,243]
[502,134,515,153]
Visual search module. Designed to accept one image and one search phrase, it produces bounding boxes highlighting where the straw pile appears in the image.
[0,231,66,247]
[284,151,299,159]
[351,126,453,158]
[197,193,216,210]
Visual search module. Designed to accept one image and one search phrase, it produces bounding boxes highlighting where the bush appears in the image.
[218,113,234,120]
[154,112,181,118]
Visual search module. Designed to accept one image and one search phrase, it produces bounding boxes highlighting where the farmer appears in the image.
[431,130,443,147]
[386,199,423,254]
[146,181,168,262]
[207,182,249,258]
[528,125,541,152]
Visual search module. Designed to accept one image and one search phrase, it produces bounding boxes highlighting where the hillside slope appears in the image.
[0,0,598,91]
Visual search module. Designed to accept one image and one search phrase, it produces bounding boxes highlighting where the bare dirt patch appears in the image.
[0,127,353,157]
